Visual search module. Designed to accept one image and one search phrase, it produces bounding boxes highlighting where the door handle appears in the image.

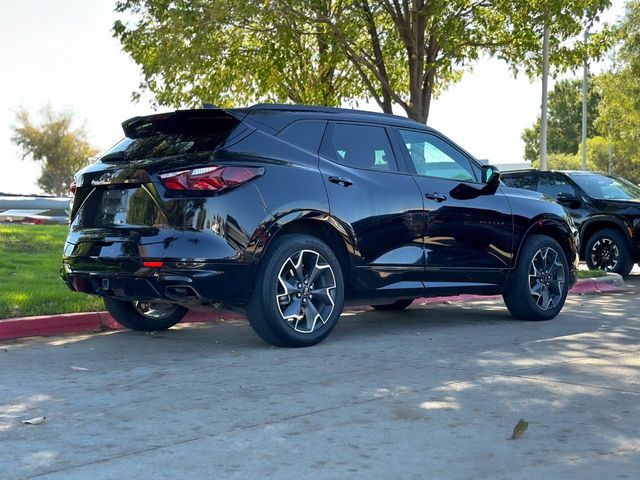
[328,176,353,187]
[425,192,447,202]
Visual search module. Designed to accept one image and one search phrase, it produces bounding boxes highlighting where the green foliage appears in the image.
[0,225,103,319]
[531,136,611,171]
[596,1,640,183]
[113,0,612,123]
[522,79,601,163]
[11,107,97,196]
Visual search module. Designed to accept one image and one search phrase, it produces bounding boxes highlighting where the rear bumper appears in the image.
[61,260,256,307]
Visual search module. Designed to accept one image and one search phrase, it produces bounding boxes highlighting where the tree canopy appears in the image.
[521,78,601,163]
[114,0,612,123]
[11,107,97,196]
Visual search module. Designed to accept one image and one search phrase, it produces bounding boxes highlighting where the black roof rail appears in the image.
[247,103,415,122]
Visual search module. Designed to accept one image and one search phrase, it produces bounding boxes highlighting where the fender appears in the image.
[249,209,362,267]
[579,215,634,252]
[512,214,579,272]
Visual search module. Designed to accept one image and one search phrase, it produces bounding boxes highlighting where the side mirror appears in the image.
[481,165,501,187]
[556,192,580,207]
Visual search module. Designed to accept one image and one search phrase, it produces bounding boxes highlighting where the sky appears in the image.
[0,0,627,195]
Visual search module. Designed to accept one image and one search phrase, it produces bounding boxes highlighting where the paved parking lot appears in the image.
[2,275,640,479]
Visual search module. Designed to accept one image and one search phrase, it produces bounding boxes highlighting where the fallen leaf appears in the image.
[510,419,528,440]
[23,416,46,425]
[70,366,89,371]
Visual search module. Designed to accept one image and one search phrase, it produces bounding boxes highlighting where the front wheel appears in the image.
[246,234,345,347]
[104,297,187,331]
[503,235,569,321]
[585,228,634,277]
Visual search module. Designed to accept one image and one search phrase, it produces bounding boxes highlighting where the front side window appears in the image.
[328,124,398,172]
[537,174,576,199]
[397,130,476,182]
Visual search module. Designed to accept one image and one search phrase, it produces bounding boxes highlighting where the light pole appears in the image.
[581,28,589,171]
[540,21,550,171]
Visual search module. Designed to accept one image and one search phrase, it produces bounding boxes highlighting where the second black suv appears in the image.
[62,105,578,347]
[502,170,640,276]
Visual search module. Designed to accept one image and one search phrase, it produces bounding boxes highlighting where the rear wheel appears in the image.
[585,228,634,277]
[246,234,344,347]
[371,299,414,311]
[503,235,569,321]
[104,297,187,331]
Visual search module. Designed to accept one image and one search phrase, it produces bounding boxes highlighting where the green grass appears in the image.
[0,225,103,319]
[577,269,608,279]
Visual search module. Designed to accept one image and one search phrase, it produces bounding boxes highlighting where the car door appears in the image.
[319,122,425,299]
[536,173,587,226]
[392,128,514,291]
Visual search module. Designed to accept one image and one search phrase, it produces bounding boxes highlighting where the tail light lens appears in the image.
[69,179,77,196]
[159,166,264,192]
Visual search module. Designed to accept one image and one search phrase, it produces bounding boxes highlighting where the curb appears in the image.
[0,274,629,342]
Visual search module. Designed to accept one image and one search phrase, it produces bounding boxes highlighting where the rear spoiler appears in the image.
[121,108,243,139]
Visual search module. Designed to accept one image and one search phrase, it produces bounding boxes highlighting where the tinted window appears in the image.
[398,130,476,182]
[537,174,576,199]
[278,120,327,153]
[571,173,640,200]
[501,173,538,191]
[328,124,398,171]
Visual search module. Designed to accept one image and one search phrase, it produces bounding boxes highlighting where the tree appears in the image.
[114,0,612,123]
[11,107,97,196]
[522,78,601,163]
[597,0,640,182]
[531,136,609,171]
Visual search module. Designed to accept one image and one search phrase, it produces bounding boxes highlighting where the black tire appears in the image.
[371,299,414,311]
[585,228,634,277]
[503,235,569,321]
[104,297,187,331]
[246,234,345,347]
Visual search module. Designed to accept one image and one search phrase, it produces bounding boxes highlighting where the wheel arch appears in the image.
[514,217,578,272]
[579,217,633,259]
[252,211,357,289]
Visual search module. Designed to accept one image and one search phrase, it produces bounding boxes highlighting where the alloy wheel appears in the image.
[276,249,337,334]
[589,237,620,271]
[528,246,566,311]
[133,301,180,319]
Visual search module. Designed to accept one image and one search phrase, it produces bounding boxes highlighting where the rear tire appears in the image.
[585,228,634,277]
[503,235,569,321]
[246,234,345,347]
[104,297,187,331]
[371,299,414,311]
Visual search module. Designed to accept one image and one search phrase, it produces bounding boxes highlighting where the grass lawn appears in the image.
[577,269,608,279]
[0,224,103,319]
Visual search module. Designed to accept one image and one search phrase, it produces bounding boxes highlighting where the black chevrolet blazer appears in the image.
[62,104,578,347]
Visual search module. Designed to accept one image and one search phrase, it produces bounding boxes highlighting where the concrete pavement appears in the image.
[1,275,639,479]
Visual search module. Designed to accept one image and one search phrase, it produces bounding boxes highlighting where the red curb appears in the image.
[0,278,629,341]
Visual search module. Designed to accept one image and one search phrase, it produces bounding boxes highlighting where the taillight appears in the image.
[69,179,77,196]
[159,166,264,192]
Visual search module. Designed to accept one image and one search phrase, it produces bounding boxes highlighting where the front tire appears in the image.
[246,234,345,347]
[104,297,187,331]
[503,235,569,321]
[585,228,634,277]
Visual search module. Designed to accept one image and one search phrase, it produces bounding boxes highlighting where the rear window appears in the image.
[102,131,233,162]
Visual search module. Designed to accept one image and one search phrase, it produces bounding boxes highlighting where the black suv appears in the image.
[502,170,640,277]
[62,105,578,347]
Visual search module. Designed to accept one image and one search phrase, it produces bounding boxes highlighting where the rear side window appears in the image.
[278,120,326,153]
[502,173,538,191]
[327,123,398,172]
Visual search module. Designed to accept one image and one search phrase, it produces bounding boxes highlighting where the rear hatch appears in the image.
[65,108,248,266]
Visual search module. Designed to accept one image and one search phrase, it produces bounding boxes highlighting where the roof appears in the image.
[236,103,427,130]
[501,169,609,176]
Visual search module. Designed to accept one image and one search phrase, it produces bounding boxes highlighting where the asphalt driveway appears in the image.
[2,275,640,479]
